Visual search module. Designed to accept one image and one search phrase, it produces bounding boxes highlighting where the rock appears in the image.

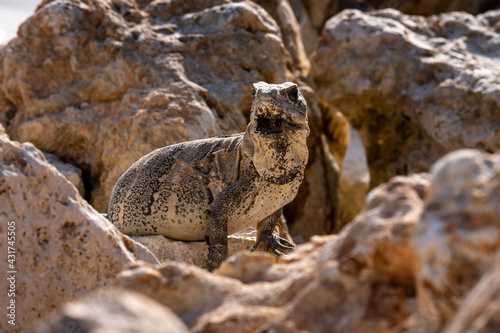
[131,231,256,267]
[339,125,370,228]
[443,254,500,333]
[119,173,429,332]
[0,0,343,244]
[254,0,310,76]
[311,9,500,186]
[367,0,500,16]
[43,152,86,197]
[284,85,345,241]
[33,289,189,333]
[303,0,372,31]
[288,0,318,55]
[0,126,159,333]
[0,0,287,212]
[413,149,500,332]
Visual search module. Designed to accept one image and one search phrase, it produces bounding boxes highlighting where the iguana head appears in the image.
[245,82,310,185]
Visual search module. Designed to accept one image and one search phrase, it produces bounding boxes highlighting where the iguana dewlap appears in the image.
[108,82,310,271]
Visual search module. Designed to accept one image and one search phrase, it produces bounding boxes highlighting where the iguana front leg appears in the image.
[206,178,253,271]
[251,207,295,256]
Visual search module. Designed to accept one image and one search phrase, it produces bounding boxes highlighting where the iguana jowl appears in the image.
[108,82,310,271]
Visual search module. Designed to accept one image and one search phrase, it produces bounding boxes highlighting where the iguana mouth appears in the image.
[254,116,283,135]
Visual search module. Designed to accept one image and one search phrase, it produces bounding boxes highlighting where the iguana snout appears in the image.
[248,82,310,185]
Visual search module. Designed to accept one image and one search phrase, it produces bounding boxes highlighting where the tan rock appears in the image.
[284,85,344,241]
[413,149,500,332]
[254,0,310,76]
[443,253,500,333]
[368,0,500,15]
[1,0,287,212]
[303,0,371,30]
[0,127,158,333]
[288,0,318,55]
[339,125,370,228]
[131,231,256,268]
[33,289,189,333]
[119,173,429,332]
[0,0,342,244]
[311,9,500,186]
[43,152,86,197]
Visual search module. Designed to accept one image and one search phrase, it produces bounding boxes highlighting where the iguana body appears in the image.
[108,82,310,270]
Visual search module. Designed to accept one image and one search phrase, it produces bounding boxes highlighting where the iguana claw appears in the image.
[251,232,295,256]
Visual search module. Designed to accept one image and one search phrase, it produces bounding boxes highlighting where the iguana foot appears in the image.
[206,246,228,272]
[251,232,295,256]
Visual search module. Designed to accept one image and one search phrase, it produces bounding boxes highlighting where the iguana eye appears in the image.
[274,118,282,128]
[284,85,299,103]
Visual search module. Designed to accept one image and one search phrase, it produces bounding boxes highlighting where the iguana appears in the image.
[108,82,310,271]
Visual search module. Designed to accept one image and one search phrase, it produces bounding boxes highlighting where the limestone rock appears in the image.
[311,9,500,186]
[0,127,159,333]
[413,149,500,332]
[0,0,287,212]
[339,125,370,228]
[368,0,500,16]
[284,85,344,241]
[119,173,429,332]
[254,0,310,76]
[43,152,86,197]
[131,232,256,267]
[33,289,189,333]
[289,0,318,55]
[0,0,341,244]
[303,0,371,31]
[443,254,500,333]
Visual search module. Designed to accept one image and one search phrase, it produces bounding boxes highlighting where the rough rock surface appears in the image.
[33,290,189,333]
[0,0,286,211]
[443,254,500,333]
[413,149,500,332]
[284,85,346,240]
[0,0,343,244]
[303,0,371,31]
[254,0,310,76]
[289,0,319,55]
[0,126,158,333]
[311,9,500,185]
[118,173,430,332]
[132,232,256,267]
[43,152,86,197]
[339,125,370,227]
[294,0,499,53]
[368,0,500,16]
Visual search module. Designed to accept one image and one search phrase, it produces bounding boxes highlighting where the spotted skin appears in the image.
[108,82,310,271]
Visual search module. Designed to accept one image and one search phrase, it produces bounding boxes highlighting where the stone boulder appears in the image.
[118,173,430,332]
[0,126,158,333]
[311,9,500,186]
[33,290,189,333]
[339,125,370,227]
[43,152,86,197]
[0,0,286,211]
[443,254,500,333]
[254,0,310,76]
[285,85,346,240]
[0,0,342,244]
[366,0,500,16]
[413,149,500,332]
[131,229,257,267]
[292,0,499,54]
